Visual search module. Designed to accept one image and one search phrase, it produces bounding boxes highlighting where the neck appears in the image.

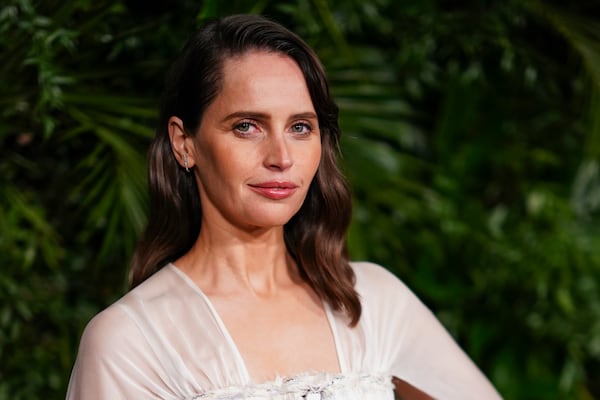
[176,222,299,297]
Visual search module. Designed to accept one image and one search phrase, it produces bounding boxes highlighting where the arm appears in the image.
[393,377,434,400]
[66,305,157,400]
[354,262,502,400]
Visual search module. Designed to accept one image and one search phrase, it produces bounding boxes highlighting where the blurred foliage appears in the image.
[1,0,599,399]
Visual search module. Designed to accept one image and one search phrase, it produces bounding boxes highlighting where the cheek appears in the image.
[309,143,322,177]
[197,145,261,200]
[195,145,231,194]
[197,141,237,176]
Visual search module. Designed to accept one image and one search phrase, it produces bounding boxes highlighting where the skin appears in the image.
[169,51,334,382]
[168,51,431,399]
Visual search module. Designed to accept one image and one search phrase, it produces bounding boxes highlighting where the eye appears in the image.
[233,120,260,136]
[290,122,312,136]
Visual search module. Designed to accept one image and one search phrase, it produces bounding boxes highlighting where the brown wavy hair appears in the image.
[130,14,360,325]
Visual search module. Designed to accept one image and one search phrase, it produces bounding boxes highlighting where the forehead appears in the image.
[223,51,305,86]
[213,50,314,111]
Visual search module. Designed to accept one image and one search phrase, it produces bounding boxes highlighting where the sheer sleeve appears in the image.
[66,304,166,400]
[352,262,502,400]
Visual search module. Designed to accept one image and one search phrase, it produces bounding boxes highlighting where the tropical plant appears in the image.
[1,0,599,399]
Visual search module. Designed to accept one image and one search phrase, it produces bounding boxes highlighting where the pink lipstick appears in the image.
[248,181,298,200]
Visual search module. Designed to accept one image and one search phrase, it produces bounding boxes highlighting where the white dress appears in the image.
[66,262,502,400]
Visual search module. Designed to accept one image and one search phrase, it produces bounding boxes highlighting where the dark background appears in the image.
[1,0,600,398]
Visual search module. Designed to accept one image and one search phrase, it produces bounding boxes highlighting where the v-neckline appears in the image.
[167,263,346,384]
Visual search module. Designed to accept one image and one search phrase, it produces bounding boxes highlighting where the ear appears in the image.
[168,116,197,170]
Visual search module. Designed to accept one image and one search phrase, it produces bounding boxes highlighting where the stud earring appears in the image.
[183,152,190,172]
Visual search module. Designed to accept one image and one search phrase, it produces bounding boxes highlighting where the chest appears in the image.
[209,291,340,382]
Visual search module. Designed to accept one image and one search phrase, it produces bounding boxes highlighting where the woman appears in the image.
[67,14,501,400]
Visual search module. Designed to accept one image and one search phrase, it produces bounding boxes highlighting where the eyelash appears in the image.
[290,122,313,135]
[232,120,314,137]
[233,120,259,136]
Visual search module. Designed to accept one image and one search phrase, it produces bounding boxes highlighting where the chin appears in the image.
[251,216,294,230]
[244,207,300,230]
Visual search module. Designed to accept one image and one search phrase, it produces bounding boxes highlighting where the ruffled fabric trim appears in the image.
[190,372,393,400]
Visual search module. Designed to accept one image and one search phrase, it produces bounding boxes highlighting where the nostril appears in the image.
[264,136,293,170]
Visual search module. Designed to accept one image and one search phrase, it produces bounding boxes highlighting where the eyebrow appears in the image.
[221,111,318,123]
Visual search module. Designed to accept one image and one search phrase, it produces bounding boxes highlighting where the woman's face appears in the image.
[191,51,321,232]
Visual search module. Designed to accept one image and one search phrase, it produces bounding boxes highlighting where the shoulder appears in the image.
[67,270,180,399]
[67,301,147,399]
[348,262,502,399]
[350,261,414,303]
[350,260,401,283]
[349,261,432,334]
[77,295,143,361]
[78,266,178,356]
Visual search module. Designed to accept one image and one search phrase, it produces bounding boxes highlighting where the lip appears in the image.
[248,181,299,200]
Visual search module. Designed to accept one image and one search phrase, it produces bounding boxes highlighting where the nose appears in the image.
[263,133,293,170]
